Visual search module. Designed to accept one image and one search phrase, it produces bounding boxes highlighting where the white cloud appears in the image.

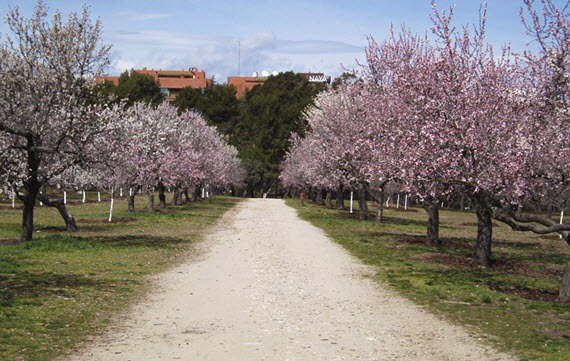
[106,30,364,83]
[274,40,362,55]
[242,32,276,49]
[111,58,137,73]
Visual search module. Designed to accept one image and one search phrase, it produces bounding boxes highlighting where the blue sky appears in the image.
[0,0,559,83]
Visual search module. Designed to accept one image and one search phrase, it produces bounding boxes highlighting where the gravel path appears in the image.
[65,198,516,361]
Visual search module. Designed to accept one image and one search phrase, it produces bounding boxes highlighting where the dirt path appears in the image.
[64,199,516,361]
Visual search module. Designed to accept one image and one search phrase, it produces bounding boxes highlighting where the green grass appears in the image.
[0,192,242,361]
[287,199,570,361]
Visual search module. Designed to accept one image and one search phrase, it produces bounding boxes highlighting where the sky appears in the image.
[0,0,561,83]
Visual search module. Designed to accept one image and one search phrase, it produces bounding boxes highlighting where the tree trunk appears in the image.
[54,201,78,231]
[316,188,324,206]
[560,262,570,302]
[19,135,43,242]
[19,188,37,243]
[147,189,154,212]
[37,193,78,231]
[177,189,184,204]
[193,185,200,202]
[336,185,345,210]
[171,187,183,205]
[358,184,369,220]
[127,192,136,212]
[184,188,191,202]
[471,194,493,267]
[158,182,167,209]
[172,188,180,205]
[422,197,440,246]
[376,190,385,223]
[325,191,333,208]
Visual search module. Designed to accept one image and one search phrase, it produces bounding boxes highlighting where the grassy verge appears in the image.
[287,199,570,361]
[0,192,242,361]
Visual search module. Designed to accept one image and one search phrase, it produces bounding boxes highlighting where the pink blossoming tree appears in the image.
[282,82,384,219]
[92,102,244,213]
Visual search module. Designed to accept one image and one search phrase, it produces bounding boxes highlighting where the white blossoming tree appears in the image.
[0,0,111,242]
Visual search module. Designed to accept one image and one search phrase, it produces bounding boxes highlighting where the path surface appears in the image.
[65,199,515,361]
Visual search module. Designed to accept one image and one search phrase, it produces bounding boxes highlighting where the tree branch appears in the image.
[0,122,29,138]
[493,210,570,247]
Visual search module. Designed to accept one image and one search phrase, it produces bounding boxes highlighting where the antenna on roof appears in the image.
[237,41,241,76]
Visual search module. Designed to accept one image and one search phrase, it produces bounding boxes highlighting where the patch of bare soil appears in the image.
[35,226,68,232]
[0,204,22,210]
[538,329,570,343]
[460,222,503,227]
[502,287,562,303]
[76,217,138,224]
[385,207,420,213]
[0,239,20,246]
[413,253,566,303]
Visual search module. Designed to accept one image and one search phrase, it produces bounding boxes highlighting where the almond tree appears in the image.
[281,89,352,209]
[362,28,442,238]
[358,1,570,298]
[518,0,570,300]
[159,109,244,205]
[101,101,184,212]
[206,142,245,192]
[361,2,535,266]
[282,83,386,219]
[425,5,529,266]
[95,102,244,212]
[281,133,331,202]
[0,1,111,241]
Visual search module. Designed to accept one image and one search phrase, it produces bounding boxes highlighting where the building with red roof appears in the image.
[96,67,212,101]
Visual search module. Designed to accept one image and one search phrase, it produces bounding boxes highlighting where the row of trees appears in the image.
[175,72,326,197]
[0,1,245,242]
[91,102,244,213]
[97,69,325,198]
[282,0,570,279]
